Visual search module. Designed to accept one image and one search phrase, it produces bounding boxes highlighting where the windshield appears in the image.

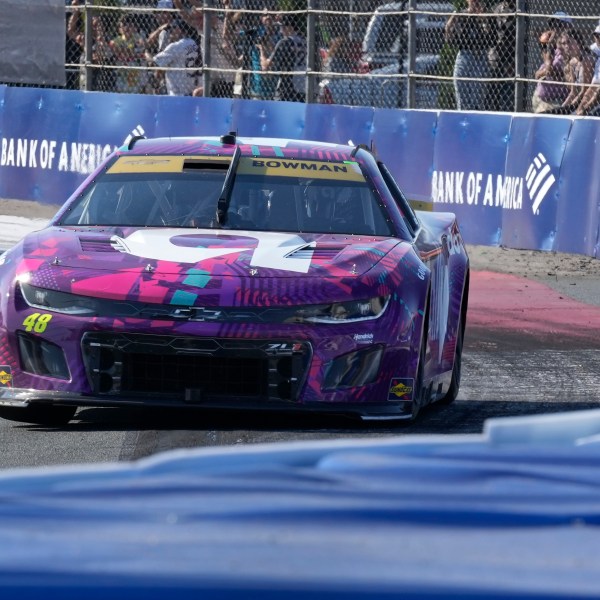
[58,155,394,236]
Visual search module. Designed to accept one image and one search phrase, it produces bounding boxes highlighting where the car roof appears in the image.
[124,135,358,161]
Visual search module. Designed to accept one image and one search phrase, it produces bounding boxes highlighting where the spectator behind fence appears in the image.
[445,0,495,111]
[146,0,175,54]
[150,19,199,96]
[247,9,282,100]
[324,36,364,74]
[223,3,279,100]
[66,0,85,89]
[110,14,150,94]
[486,0,516,112]
[531,12,573,113]
[542,30,595,114]
[209,8,240,98]
[145,0,176,94]
[258,14,307,103]
[67,8,116,92]
[575,23,600,116]
[173,0,239,98]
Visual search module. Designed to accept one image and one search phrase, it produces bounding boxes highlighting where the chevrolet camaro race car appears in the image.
[0,132,469,425]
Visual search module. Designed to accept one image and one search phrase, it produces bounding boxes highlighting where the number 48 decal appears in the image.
[22,313,53,333]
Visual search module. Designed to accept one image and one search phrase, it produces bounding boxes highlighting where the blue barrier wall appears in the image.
[1,85,598,257]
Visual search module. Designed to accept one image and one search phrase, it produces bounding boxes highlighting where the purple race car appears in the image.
[0,132,469,425]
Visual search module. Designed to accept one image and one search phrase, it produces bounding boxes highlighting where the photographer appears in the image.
[244,10,281,99]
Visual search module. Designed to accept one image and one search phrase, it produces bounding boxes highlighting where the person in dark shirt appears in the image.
[445,0,495,110]
[486,0,516,112]
[258,14,306,102]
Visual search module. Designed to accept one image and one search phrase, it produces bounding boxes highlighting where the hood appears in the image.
[21,226,405,281]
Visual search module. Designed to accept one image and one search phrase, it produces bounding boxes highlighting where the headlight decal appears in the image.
[19,282,390,325]
[299,296,390,324]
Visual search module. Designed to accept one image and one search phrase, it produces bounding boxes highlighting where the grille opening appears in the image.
[121,353,267,397]
[82,333,310,403]
[98,372,113,394]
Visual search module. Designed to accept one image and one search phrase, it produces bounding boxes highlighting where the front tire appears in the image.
[439,305,465,406]
[412,299,430,420]
[0,404,77,426]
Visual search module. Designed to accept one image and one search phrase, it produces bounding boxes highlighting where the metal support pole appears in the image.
[407,0,417,108]
[514,0,526,112]
[306,0,317,104]
[202,0,212,97]
[83,4,93,91]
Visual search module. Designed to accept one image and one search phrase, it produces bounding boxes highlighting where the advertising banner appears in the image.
[1,85,599,257]
[554,118,600,257]
[304,103,375,149]
[501,115,572,251]
[372,108,438,203]
[430,111,513,246]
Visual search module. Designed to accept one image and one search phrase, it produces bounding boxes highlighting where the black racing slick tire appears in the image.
[412,299,430,420]
[411,335,426,420]
[0,404,77,426]
[439,303,466,406]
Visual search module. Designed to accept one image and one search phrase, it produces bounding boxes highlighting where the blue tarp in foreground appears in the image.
[0,85,599,257]
[1,409,600,598]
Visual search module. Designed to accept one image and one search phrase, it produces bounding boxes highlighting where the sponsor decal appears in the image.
[237,157,364,181]
[353,333,374,344]
[0,367,12,388]
[108,154,230,174]
[526,153,556,214]
[1,137,114,174]
[431,152,556,214]
[388,378,413,401]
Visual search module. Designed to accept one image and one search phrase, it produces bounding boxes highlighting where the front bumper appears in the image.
[2,326,417,420]
[0,387,413,420]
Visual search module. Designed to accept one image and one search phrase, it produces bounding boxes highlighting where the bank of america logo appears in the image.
[526,153,556,214]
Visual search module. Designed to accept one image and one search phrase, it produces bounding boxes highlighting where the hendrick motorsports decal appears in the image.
[110,229,316,273]
[431,152,556,214]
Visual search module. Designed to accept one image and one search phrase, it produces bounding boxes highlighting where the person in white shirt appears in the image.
[152,19,200,96]
[575,23,600,116]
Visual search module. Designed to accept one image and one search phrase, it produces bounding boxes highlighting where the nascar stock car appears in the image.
[0,132,469,425]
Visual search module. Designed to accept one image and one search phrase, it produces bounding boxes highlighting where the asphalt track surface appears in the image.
[0,202,599,469]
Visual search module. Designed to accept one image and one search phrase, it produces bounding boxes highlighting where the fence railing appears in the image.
[6,1,600,115]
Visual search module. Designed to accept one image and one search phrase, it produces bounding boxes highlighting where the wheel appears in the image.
[0,404,77,426]
[412,301,430,420]
[438,306,465,406]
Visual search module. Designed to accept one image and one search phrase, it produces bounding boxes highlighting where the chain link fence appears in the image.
[6,1,600,114]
